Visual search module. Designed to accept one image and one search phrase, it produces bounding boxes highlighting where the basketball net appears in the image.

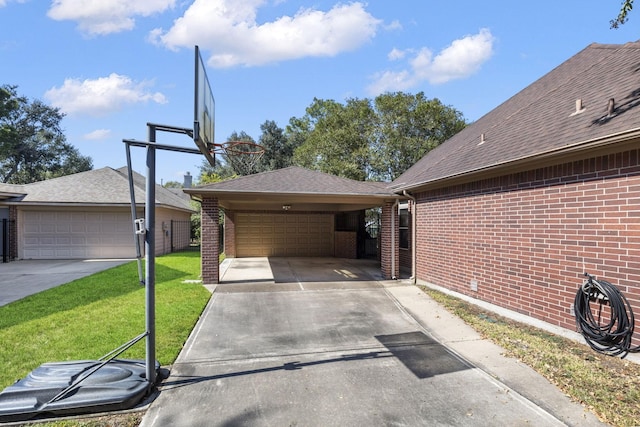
[221,141,265,175]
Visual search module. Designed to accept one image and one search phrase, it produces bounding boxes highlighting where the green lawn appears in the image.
[0,252,211,390]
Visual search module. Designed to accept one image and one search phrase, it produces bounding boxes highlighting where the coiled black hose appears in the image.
[574,273,640,358]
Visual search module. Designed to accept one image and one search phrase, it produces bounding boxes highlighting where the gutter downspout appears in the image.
[403,190,416,284]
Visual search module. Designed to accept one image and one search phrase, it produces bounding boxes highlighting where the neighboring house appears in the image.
[187,41,640,338]
[0,167,194,260]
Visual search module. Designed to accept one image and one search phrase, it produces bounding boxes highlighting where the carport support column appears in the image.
[224,211,236,258]
[201,197,219,284]
[381,201,399,280]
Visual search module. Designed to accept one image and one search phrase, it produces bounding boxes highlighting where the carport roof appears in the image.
[185,166,400,211]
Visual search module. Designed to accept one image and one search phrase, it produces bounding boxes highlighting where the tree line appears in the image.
[200,92,466,184]
[0,85,92,184]
[2,84,465,186]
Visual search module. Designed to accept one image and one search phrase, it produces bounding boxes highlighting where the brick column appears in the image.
[224,210,236,258]
[380,201,399,280]
[201,197,219,284]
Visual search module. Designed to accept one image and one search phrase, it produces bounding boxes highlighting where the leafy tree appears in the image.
[289,92,465,181]
[163,180,183,188]
[291,97,375,181]
[371,92,466,181]
[256,120,296,172]
[0,85,92,184]
[611,0,633,28]
[197,170,232,185]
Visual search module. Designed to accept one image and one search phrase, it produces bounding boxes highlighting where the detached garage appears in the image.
[0,167,194,260]
[185,166,402,284]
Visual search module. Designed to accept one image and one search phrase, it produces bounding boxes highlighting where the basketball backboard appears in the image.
[194,45,216,166]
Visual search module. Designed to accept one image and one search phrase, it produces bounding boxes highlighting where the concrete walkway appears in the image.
[140,258,605,427]
[0,259,132,306]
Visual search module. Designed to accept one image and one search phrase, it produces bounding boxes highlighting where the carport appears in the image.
[185,167,405,284]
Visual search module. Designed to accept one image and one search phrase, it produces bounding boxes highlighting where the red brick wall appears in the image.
[224,211,236,258]
[415,149,640,331]
[201,197,219,284]
[334,231,357,259]
[380,201,400,279]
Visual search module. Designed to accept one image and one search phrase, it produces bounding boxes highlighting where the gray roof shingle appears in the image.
[394,42,640,190]
[2,167,193,211]
[191,166,395,197]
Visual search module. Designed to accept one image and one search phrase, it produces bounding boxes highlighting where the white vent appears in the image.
[570,99,586,116]
[569,99,586,117]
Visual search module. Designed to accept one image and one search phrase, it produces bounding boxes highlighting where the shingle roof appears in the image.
[0,183,25,200]
[394,42,640,190]
[1,167,193,211]
[189,166,395,197]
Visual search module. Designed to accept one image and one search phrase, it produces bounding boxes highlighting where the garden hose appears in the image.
[574,273,640,358]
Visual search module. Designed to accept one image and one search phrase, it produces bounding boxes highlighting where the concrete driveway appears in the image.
[140,257,604,427]
[0,259,132,306]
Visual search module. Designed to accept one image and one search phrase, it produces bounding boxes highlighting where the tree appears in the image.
[0,85,92,184]
[371,92,466,181]
[256,120,295,172]
[163,180,183,188]
[289,92,465,181]
[611,0,633,28]
[290,97,375,181]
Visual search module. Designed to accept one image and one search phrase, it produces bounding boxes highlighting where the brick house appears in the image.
[394,42,640,331]
[188,41,640,336]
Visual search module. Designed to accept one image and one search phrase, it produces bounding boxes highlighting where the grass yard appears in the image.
[0,252,211,391]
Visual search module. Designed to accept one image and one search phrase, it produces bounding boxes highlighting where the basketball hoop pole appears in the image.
[145,123,157,386]
[122,123,203,390]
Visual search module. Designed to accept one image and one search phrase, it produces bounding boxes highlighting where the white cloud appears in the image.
[1,0,29,7]
[367,28,495,94]
[83,129,112,140]
[384,20,402,31]
[44,73,168,117]
[151,0,382,68]
[387,48,406,61]
[47,0,175,35]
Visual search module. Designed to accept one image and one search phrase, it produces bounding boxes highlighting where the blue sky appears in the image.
[1,1,638,185]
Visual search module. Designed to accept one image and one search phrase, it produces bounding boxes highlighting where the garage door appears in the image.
[21,210,136,259]
[235,213,334,257]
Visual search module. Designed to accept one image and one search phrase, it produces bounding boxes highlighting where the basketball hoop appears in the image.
[219,140,265,175]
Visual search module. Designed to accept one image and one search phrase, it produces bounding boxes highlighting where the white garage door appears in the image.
[235,213,334,257]
[21,210,136,259]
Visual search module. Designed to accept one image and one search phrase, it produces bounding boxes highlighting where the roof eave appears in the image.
[0,202,195,213]
[399,127,640,193]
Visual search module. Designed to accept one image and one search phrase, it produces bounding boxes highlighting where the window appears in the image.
[399,203,409,250]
